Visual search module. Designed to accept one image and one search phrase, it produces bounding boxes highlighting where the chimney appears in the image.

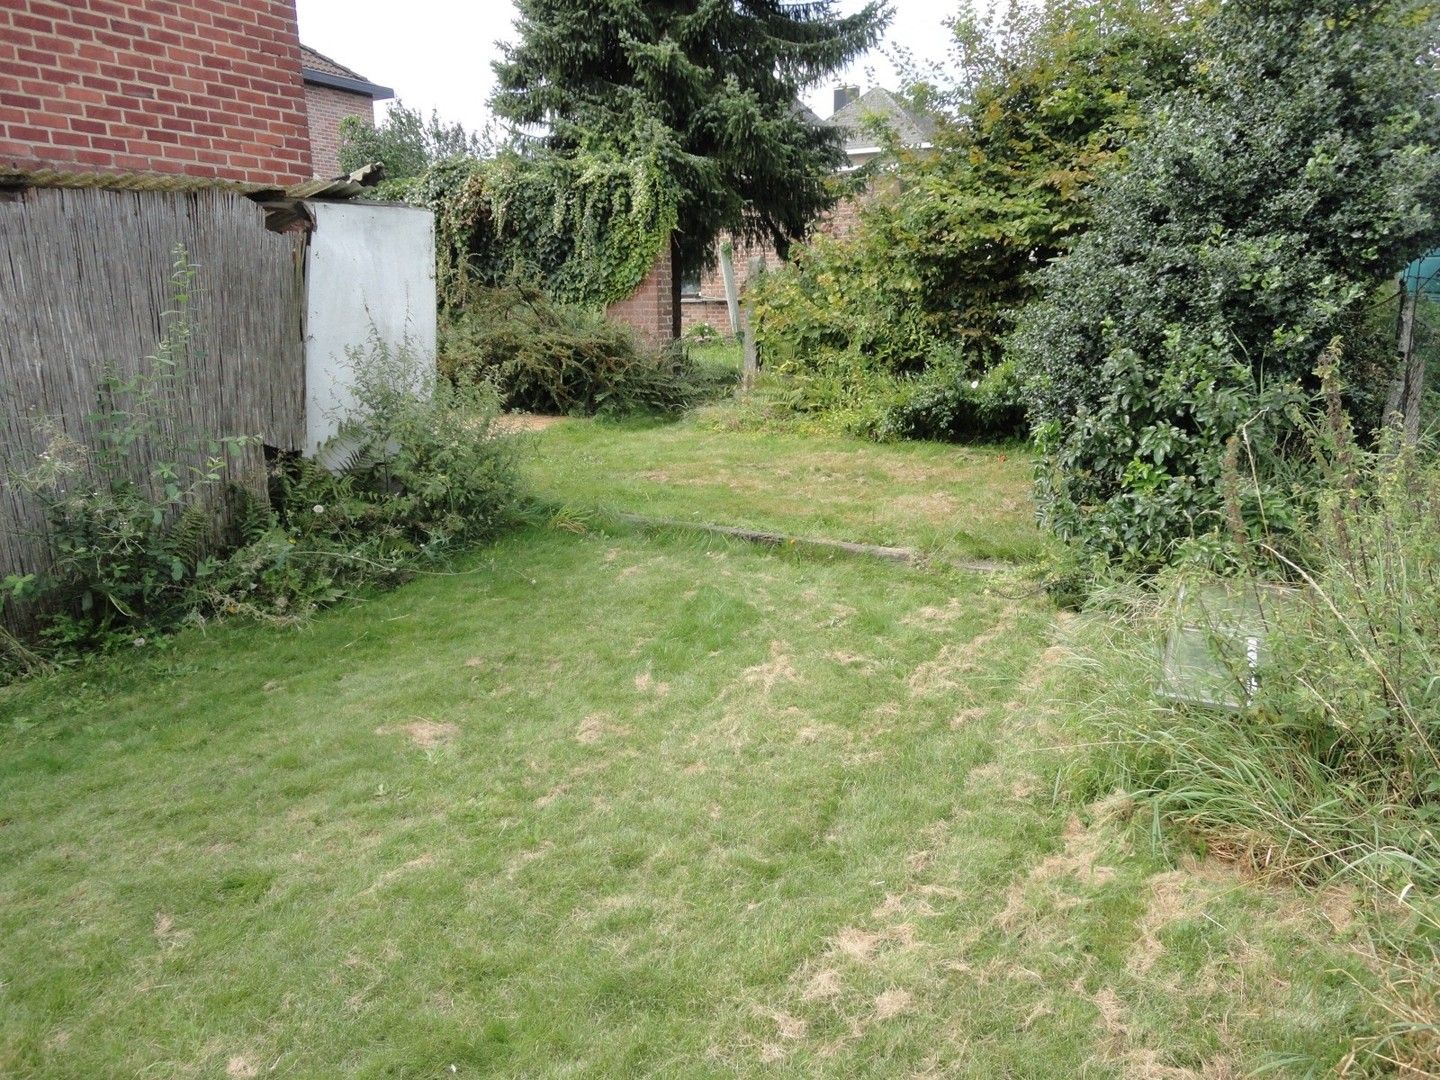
[833,84,860,113]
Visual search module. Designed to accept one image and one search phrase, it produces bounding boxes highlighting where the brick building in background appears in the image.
[673,86,934,338]
[0,0,314,184]
[299,45,392,178]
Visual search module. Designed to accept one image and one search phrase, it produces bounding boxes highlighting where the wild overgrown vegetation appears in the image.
[1,254,521,675]
[1015,0,1440,568]
[438,285,732,417]
[750,0,1191,440]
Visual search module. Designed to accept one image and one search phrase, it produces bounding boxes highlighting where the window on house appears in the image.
[680,270,701,297]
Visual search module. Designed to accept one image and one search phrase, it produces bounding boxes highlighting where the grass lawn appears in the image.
[0,420,1382,1076]
[525,415,1051,565]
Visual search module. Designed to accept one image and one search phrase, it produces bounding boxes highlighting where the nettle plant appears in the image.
[6,248,249,649]
[4,250,526,665]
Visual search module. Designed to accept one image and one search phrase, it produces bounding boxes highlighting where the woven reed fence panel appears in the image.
[0,185,306,630]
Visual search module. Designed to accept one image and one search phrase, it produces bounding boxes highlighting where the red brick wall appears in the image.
[608,241,677,344]
[304,81,371,178]
[678,184,880,337]
[0,0,312,184]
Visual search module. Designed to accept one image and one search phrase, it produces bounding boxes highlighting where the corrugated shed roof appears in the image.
[829,88,935,151]
[298,44,371,83]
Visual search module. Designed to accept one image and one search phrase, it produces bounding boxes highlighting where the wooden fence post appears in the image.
[741,255,765,393]
[719,240,740,337]
[1387,276,1425,448]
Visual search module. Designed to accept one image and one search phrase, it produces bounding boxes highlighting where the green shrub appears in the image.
[749,0,1192,441]
[3,259,523,667]
[1013,0,1440,569]
[683,322,722,344]
[439,284,733,417]
[203,340,521,625]
[1062,422,1440,892]
[876,356,1028,443]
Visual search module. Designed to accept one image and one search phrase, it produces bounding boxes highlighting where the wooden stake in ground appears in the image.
[741,255,765,393]
[1386,277,1426,447]
[719,240,740,337]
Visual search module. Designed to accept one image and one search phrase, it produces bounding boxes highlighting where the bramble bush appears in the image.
[439,283,734,417]
[1013,0,1440,569]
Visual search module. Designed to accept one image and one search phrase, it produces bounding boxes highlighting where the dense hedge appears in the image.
[749,0,1192,442]
[1013,0,1440,568]
[439,285,733,417]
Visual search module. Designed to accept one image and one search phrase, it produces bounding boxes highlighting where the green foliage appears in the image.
[493,0,889,276]
[337,101,484,181]
[207,340,521,622]
[1014,0,1440,568]
[751,0,1192,441]
[3,254,522,669]
[683,322,722,343]
[412,147,679,308]
[1064,433,1440,893]
[439,285,734,417]
[5,249,250,651]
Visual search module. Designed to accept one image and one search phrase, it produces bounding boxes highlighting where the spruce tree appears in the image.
[492,0,890,278]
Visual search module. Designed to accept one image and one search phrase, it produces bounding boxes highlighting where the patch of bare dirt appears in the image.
[375,719,458,749]
[494,413,566,434]
[743,640,801,694]
[908,604,1019,697]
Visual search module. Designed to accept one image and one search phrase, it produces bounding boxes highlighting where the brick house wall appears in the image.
[607,241,678,344]
[304,82,373,178]
[0,0,312,184]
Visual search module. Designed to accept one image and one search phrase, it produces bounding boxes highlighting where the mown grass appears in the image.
[524,414,1051,565]
[0,517,1384,1077]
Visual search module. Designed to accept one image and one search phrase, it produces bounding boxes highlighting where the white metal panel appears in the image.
[302,200,436,458]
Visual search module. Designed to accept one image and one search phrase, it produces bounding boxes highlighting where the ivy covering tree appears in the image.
[1014,0,1440,569]
[491,0,890,279]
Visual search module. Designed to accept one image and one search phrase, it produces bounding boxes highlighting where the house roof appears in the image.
[829,88,934,152]
[299,44,394,101]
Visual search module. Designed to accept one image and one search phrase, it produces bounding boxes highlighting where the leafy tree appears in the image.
[751,0,1192,440]
[491,0,890,276]
[338,102,486,180]
[1013,0,1440,569]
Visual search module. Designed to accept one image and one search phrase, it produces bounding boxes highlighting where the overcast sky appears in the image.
[293,1,963,134]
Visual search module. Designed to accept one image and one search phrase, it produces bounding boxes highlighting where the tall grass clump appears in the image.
[1066,429,1440,889]
[1060,395,1440,1069]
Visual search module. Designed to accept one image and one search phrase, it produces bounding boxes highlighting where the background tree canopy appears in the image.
[750,0,1193,441]
[338,102,486,182]
[491,0,891,276]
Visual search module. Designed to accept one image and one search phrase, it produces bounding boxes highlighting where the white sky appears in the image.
[293,1,962,134]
